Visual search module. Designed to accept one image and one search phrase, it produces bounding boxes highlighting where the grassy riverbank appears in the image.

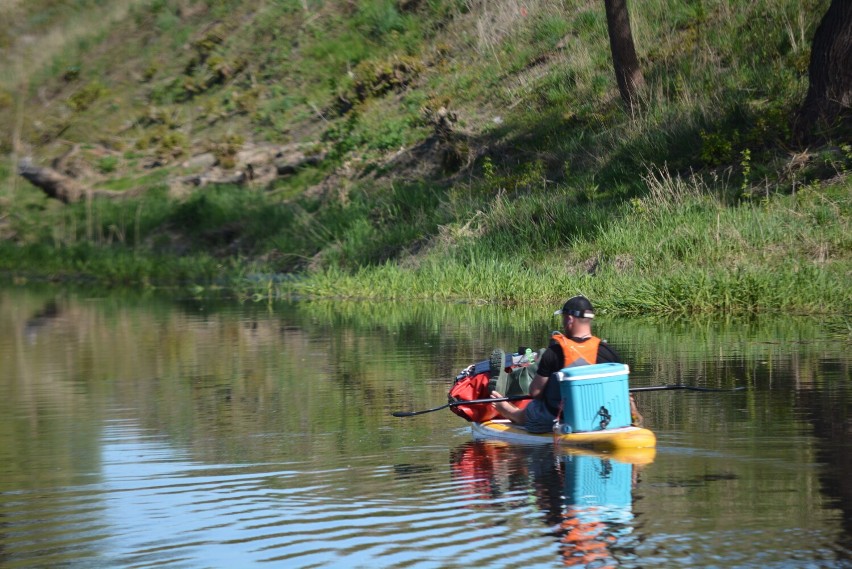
[3,163,848,314]
[1,0,850,314]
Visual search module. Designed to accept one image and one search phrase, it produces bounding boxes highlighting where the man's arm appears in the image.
[597,341,621,363]
[529,374,548,398]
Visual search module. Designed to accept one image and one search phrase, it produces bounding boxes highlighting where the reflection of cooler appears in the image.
[559,451,635,567]
[556,363,632,433]
[562,452,633,510]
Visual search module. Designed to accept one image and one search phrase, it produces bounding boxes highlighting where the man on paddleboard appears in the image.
[491,295,643,433]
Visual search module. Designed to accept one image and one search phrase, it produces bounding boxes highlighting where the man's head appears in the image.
[554,295,595,336]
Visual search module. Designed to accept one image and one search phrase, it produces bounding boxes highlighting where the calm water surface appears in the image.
[1,285,850,568]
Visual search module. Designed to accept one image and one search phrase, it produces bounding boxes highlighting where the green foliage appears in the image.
[136,106,183,129]
[699,100,794,169]
[740,148,752,194]
[62,66,81,82]
[170,188,248,236]
[700,129,735,167]
[141,64,158,82]
[207,133,244,169]
[351,55,423,100]
[477,158,547,196]
[1,0,849,316]
[134,126,187,161]
[97,169,170,192]
[271,173,851,313]
[536,68,578,107]
[67,81,108,112]
[154,4,181,33]
[572,9,605,40]
[322,113,362,158]
[355,0,409,39]
[227,85,263,115]
[97,155,119,174]
[530,15,570,47]
[364,117,410,150]
[0,90,13,110]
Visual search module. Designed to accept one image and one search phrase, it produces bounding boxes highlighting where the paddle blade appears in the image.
[391,402,451,417]
[392,411,418,417]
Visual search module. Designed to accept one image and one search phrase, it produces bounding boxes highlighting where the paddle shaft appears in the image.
[391,395,532,417]
[629,384,746,393]
[392,384,745,417]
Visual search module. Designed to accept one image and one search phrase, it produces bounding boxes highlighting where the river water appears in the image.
[1,285,850,568]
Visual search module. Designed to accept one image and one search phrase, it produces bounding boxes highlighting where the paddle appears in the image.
[629,384,747,393]
[392,395,533,417]
[392,384,745,417]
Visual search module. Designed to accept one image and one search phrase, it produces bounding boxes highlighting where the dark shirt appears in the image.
[536,336,621,377]
[537,336,622,414]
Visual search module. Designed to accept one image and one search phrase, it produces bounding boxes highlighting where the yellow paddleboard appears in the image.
[472,419,657,453]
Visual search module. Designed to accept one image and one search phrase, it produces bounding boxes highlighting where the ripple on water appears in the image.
[0,426,555,568]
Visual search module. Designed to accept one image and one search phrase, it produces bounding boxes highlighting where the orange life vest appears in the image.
[550,332,601,367]
[541,333,603,416]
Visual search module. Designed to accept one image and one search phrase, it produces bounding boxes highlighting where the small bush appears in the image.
[352,55,423,100]
[208,133,245,169]
[356,0,408,38]
[142,64,158,82]
[62,66,81,82]
[135,126,188,161]
[97,156,119,174]
[68,81,108,112]
[700,129,737,166]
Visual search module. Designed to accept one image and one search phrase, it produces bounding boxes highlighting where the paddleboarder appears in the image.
[491,295,643,432]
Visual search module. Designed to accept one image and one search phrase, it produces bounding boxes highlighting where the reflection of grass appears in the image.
[294,295,851,381]
[2,282,846,488]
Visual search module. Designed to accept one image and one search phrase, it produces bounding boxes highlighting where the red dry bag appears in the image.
[448,372,499,422]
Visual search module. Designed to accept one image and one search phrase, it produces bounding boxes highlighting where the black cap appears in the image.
[554,295,595,318]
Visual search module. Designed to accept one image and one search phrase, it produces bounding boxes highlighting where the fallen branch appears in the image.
[18,158,143,203]
[18,158,86,204]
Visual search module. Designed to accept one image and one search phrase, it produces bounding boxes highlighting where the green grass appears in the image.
[258,171,849,314]
[0,0,848,315]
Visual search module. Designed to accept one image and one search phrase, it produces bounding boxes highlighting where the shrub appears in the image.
[68,81,108,111]
[97,156,119,174]
[208,133,245,169]
[352,55,423,100]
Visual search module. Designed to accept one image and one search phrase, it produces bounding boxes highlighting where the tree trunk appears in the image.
[795,0,852,144]
[604,0,645,109]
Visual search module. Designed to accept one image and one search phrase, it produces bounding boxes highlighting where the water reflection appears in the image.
[450,441,655,567]
[1,284,851,568]
[798,383,852,564]
[23,298,62,343]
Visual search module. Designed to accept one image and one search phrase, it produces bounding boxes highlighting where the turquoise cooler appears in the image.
[556,363,631,433]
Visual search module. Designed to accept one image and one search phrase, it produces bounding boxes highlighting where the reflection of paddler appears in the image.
[449,441,651,566]
[449,441,531,505]
[560,507,615,568]
[450,441,566,530]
